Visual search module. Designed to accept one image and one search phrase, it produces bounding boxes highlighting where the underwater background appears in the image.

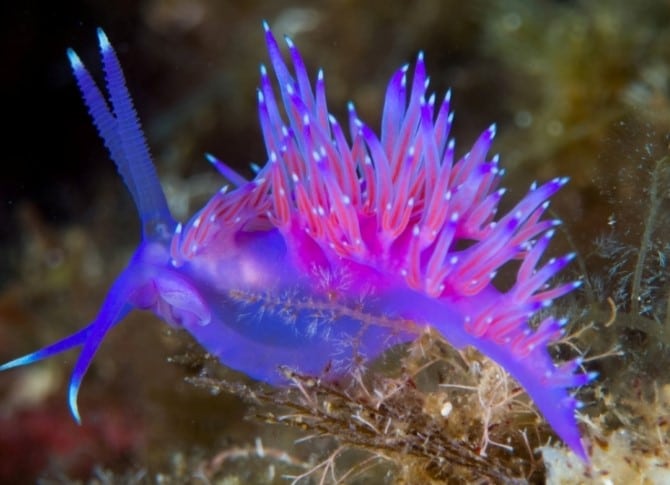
[1,0,669,483]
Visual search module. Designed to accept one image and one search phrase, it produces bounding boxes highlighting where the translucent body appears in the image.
[0,24,594,461]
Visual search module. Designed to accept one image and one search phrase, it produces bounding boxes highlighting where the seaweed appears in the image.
[183,332,544,484]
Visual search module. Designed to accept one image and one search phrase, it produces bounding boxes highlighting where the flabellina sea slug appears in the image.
[0,23,595,461]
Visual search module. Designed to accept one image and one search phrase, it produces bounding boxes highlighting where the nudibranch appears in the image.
[0,23,595,460]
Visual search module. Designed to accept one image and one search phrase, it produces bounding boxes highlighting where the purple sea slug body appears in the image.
[1,23,595,460]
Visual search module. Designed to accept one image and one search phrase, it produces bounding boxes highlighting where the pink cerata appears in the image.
[1,22,595,461]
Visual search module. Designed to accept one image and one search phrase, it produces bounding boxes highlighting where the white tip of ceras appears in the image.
[586,371,600,382]
[262,20,270,32]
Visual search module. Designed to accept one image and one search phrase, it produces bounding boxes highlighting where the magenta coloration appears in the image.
[0,24,594,461]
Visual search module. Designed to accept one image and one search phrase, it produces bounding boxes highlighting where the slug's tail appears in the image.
[67,29,175,241]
